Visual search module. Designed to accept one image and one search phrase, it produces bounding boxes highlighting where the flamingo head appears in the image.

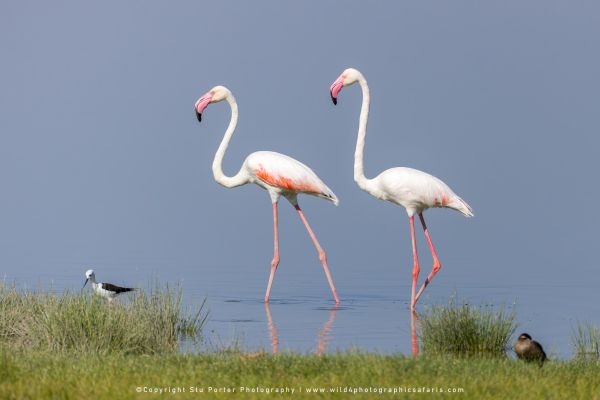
[329,68,362,105]
[195,85,231,123]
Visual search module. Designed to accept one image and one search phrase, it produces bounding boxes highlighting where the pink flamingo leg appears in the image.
[294,204,340,304]
[264,202,280,303]
[414,212,441,304]
[409,215,420,311]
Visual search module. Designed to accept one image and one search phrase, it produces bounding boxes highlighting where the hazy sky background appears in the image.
[1,1,599,297]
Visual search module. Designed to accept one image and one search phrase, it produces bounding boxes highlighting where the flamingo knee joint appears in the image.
[318,251,327,263]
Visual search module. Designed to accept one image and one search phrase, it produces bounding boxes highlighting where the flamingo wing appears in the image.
[245,151,338,205]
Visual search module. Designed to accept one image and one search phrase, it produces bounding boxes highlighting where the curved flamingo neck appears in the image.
[212,93,247,188]
[354,75,373,191]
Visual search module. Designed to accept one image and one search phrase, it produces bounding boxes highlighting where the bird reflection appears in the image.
[316,305,338,355]
[265,303,338,355]
[411,311,420,358]
[264,303,279,353]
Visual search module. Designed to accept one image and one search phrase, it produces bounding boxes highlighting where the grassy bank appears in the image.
[2,287,599,399]
[1,351,599,399]
[0,283,206,354]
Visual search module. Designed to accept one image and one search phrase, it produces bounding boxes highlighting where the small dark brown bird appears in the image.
[514,333,547,366]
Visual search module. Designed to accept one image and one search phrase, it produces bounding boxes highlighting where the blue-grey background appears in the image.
[1,1,598,357]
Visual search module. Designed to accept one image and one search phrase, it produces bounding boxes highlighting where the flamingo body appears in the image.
[245,151,338,204]
[370,167,472,217]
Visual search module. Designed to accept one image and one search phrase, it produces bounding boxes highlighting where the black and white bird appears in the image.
[514,333,547,366]
[83,269,135,302]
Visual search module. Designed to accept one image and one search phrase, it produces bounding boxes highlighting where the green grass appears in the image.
[572,322,600,363]
[2,288,598,398]
[1,351,599,399]
[0,283,207,355]
[420,299,517,358]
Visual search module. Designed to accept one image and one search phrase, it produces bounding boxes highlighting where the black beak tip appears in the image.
[330,94,337,105]
[196,111,202,122]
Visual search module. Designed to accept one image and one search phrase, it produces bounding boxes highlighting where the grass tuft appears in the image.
[571,321,600,363]
[420,298,516,358]
[0,283,206,355]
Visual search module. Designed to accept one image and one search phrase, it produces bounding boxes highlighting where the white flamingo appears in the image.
[329,68,473,310]
[195,86,340,304]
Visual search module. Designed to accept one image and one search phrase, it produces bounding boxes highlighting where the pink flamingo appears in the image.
[329,68,473,311]
[195,86,340,304]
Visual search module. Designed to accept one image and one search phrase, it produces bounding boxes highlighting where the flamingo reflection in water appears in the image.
[411,311,420,358]
[265,304,338,355]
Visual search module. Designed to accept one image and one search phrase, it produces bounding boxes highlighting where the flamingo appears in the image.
[195,85,340,304]
[329,68,473,311]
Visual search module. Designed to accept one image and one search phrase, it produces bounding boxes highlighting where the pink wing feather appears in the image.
[246,151,338,205]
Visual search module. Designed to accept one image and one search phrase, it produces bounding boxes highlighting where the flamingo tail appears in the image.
[320,190,339,206]
[450,196,474,217]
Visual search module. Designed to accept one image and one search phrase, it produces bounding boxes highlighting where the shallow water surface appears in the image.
[4,260,598,359]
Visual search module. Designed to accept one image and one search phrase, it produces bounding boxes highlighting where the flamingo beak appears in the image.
[194,92,213,123]
[329,76,344,105]
[83,278,88,289]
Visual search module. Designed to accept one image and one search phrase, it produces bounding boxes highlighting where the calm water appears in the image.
[4,259,598,359]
